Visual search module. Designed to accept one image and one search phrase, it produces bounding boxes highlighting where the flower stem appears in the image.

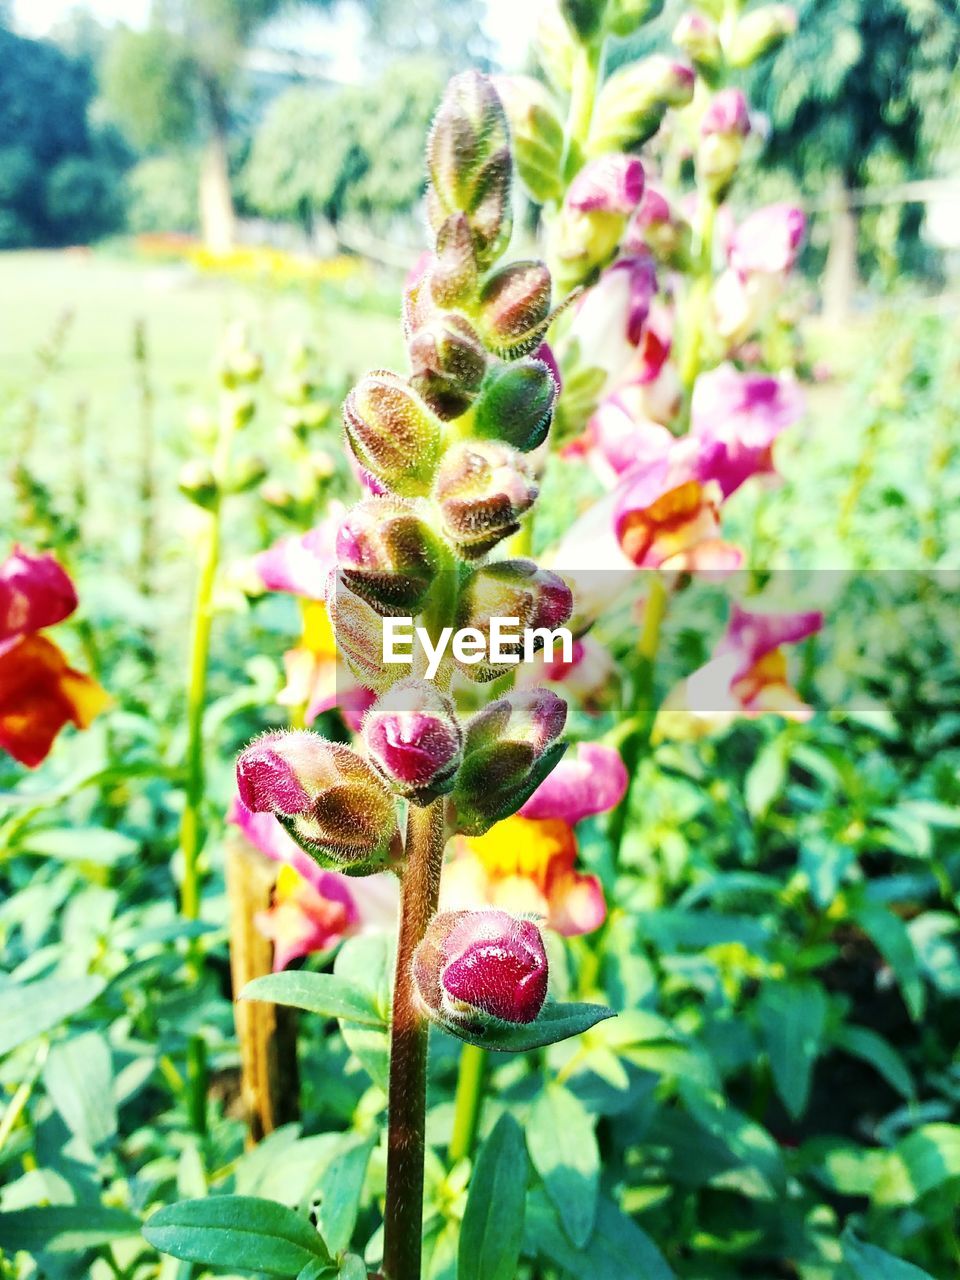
[383,799,446,1280]
[679,194,717,396]
[448,1042,488,1164]
[561,40,601,184]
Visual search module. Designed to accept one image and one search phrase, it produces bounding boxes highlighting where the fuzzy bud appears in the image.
[451,689,567,835]
[554,154,645,289]
[430,215,480,308]
[492,75,565,204]
[473,360,558,453]
[454,560,573,681]
[336,496,447,614]
[326,573,396,693]
[413,909,549,1031]
[607,0,664,36]
[236,731,399,872]
[728,5,797,67]
[477,261,554,359]
[344,371,444,497]
[409,314,488,419]
[434,441,538,560]
[588,56,695,155]
[698,89,751,196]
[363,678,462,805]
[672,12,722,79]
[428,72,513,269]
[178,461,219,510]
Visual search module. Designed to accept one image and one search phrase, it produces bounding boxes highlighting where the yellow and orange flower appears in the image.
[441,814,606,937]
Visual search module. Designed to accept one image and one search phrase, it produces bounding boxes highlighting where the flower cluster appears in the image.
[0,546,109,768]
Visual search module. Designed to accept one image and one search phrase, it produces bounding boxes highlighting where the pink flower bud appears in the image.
[673,12,722,75]
[588,56,695,154]
[434,441,538,560]
[413,909,548,1029]
[409,313,488,419]
[0,546,77,644]
[336,496,446,614]
[477,260,553,358]
[729,203,806,276]
[344,371,444,497]
[236,731,400,872]
[454,560,573,681]
[362,678,462,805]
[567,155,645,215]
[701,89,751,138]
[554,156,647,289]
[473,359,558,453]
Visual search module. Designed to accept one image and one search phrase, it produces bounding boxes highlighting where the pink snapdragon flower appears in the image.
[519,743,628,824]
[690,363,805,497]
[566,154,645,214]
[729,203,806,277]
[253,502,345,600]
[516,635,618,716]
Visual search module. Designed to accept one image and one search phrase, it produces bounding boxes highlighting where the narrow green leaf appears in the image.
[315,1134,376,1255]
[242,972,385,1027]
[745,737,787,818]
[459,1114,527,1280]
[832,1024,915,1099]
[756,981,827,1119]
[842,1228,935,1279]
[0,974,105,1057]
[0,1205,141,1254]
[526,1084,599,1248]
[24,826,138,865]
[143,1195,333,1275]
[855,903,925,1020]
[43,1030,117,1147]
[438,1001,615,1053]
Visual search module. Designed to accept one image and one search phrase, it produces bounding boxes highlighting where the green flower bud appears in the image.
[326,573,399,694]
[559,0,607,42]
[728,5,797,67]
[226,454,268,495]
[473,360,558,453]
[606,0,664,36]
[587,56,695,154]
[430,215,480,309]
[178,460,219,510]
[453,559,573,681]
[434,441,538,561]
[450,689,568,836]
[672,12,723,79]
[344,371,444,498]
[477,261,553,359]
[336,495,448,614]
[492,76,565,205]
[409,314,488,419]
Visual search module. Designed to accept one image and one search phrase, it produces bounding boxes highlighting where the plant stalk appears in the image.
[383,799,446,1280]
[448,1042,488,1164]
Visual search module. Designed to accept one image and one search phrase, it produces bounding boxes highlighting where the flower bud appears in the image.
[473,359,558,453]
[624,186,691,266]
[409,313,488,419]
[363,678,462,805]
[430,214,479,308]
[451,689,567,835]
[236,731,399,873]
[606,0,664,36]
[477,260,553,359]
[588,56,695,155]
[427,72,513,268]
[698,89,751,196]
[728,203,805,276]
[178,460,219,510]
[336,496,447,614]
[413,909,549,1031]
[454,560,573,681]
[434,441,538,560]
[326,572,397,693]
[344,371,444,497]
[553,155,644,289]
[492,75,565,204]
[0,547,77,642]
[728,4,797,67]
[558,0,605,42]
[227,454,268,495]
[672,12,722,79]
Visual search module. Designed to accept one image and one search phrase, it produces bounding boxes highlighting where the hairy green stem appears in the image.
[383,799,446,1280]
[448,1042,488,1164]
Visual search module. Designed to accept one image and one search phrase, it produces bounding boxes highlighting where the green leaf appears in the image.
[336,1255,368,1280]
[459,1114,527,1280]
[43,1030,117,1147]
[23,826,138,865]
[143,1195,333,1275]
[832,1024,915,1099]
[315,1134,376,1255]
[875,1124,960,1206]
[841,1228,935,1279]
[855,903,925,1020]
[526,1084,599,1248]
[0,974,105,1057]
[756,981,827,1119]
[242,972,386,1028]
[745,736,788,818]
[438,1001,615,1053]
[524,1190,674,1280]
[0,1205,141,1254]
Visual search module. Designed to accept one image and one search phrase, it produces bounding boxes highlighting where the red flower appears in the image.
[0,633,110,768]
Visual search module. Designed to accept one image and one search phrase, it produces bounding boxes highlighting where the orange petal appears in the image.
[0,634,109,768]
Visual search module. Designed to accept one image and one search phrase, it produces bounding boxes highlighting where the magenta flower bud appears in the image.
[698,89,751,195]
[672,12,722,77]
[427,72,513,268]
[236,731,400,872]
[454,560,573,682]
[473,359,558,453]
[728,4,797,67]
[408,313,488,419]
[567,155,645,215]
[554,155,646,290]
[451,689,568,836]
[343,371,444,497]
[363,678,462,805]
[729,203,806,276]
[701,89,751,138]
[414,909,548,1031]
[624,185,691,265]
[434,441,538,560]
[588,56,695,154]
[336,496,447,614]
[0,546,77,644]
[477,260,553,359]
